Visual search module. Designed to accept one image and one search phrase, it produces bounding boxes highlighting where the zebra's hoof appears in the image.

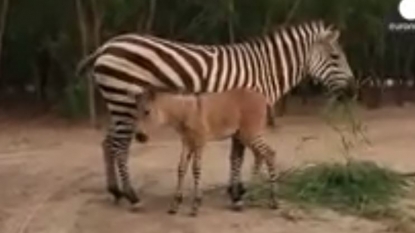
[130,201,144,212]
[269,200,279,210]
[231,201,245,212]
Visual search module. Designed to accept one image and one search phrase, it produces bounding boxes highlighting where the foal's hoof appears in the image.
[135,132,149,143]
[108,188,124,204]
[189,197,201,217]
[189,210,199,217]
[168,208,178,215]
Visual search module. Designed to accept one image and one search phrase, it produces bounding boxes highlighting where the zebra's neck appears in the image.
[207,21,324,105]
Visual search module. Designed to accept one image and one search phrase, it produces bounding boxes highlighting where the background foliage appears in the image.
[0,0,413,117]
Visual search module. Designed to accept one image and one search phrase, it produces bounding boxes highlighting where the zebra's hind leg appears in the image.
[108,119,141,208]
[227,136,247,211]
[102,136,123,203]
[114,138,141,208]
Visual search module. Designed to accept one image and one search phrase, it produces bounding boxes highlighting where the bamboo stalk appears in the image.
[146,0,157,33]
[76,0,97,127]
[227,0,235,43]
[0,0,10,82]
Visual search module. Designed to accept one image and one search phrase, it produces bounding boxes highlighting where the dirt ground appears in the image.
[1,105,415,233]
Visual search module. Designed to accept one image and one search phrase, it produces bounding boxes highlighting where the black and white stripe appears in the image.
[77,20,354,205]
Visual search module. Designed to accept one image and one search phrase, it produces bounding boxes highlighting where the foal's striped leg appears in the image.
[252,152,264,180]
[228,136,247,210]
[248,135,279,209]
[190,147,203,216]
[169,141,192,214]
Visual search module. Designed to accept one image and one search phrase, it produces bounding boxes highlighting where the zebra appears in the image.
[76,20,355,209]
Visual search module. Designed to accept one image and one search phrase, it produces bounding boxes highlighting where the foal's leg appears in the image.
[169,142,192,214]
[190,147,203,216]
[228,136,247,210]
[249,135,279,209]
[252,153,264,181]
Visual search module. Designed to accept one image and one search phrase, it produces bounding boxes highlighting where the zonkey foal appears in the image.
[133,89,278,216]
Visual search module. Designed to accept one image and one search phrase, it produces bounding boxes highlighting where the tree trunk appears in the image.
[76,0,97,127]
[145,0,157,33]
[90,0,101,47]
[403,44,415,103]
[0,0,10,82]
[227,0,235,43]
[284,0,302,25]
[395,79,404,107]
[90,0,103,119]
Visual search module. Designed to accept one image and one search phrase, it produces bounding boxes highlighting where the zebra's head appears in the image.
[307,24,355,101]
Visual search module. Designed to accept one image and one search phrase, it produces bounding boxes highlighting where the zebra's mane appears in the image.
[239,20,332,46]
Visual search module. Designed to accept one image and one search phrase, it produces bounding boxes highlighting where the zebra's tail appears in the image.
[75,48,103,78]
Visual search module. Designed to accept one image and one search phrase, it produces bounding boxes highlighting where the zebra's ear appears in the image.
[329,30,340,42]
[322,28,340,43]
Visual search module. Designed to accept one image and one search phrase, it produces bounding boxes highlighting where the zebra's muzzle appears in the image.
[334,80,357,102]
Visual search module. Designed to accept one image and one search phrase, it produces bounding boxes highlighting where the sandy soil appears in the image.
[1,105,415,233]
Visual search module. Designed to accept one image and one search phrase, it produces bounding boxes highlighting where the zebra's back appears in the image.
[94,34,217,95]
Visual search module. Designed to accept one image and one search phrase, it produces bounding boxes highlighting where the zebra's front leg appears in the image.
[227,136,247,211]
[102,136,123,203]
[168,143,192,215]
[190,148,203,217]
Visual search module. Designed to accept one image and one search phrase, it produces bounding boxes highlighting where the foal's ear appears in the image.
[142,89,157,102]
[147,89,157,100]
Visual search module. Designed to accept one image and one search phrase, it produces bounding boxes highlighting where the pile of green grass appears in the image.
[246,97,411,217]
[246,160,411,217]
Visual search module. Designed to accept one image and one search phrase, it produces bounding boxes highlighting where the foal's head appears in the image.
[133,90,193,141]
[133,90,167,139]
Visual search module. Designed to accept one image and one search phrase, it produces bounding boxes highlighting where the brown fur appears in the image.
[136,89,267,142]
[135,88,278,215]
